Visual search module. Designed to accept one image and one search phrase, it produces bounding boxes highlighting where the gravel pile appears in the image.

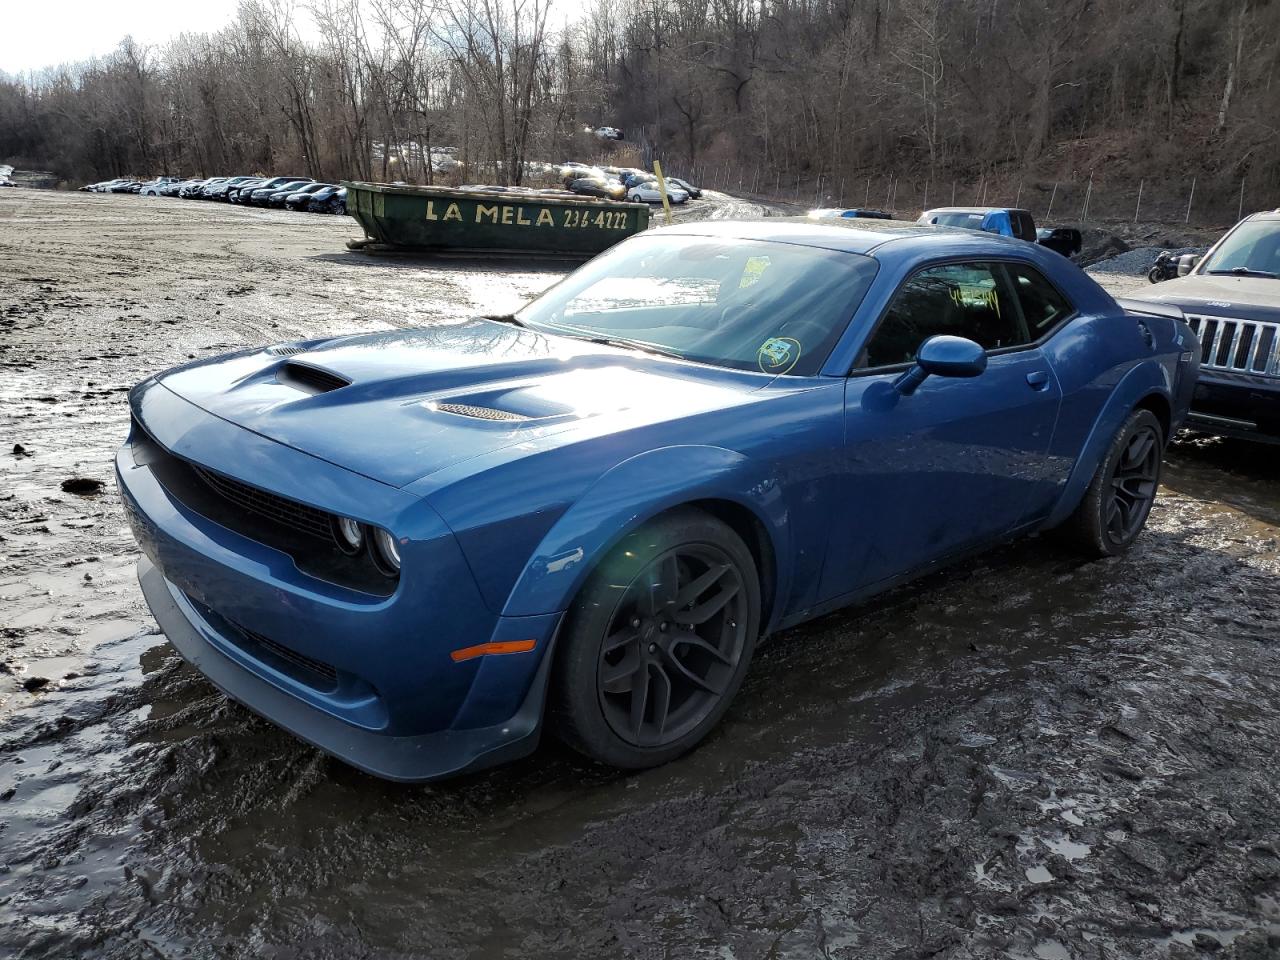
[1089,245,1207,276]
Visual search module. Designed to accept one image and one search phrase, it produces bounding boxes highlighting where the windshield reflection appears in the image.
[516,235,879,376]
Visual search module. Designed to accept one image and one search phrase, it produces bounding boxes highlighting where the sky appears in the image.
[0,0,248,75]
[1,0,579,78]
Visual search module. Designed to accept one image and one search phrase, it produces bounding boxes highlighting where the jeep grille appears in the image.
[1186,315,1280,377]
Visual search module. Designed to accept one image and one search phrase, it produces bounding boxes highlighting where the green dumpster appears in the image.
[344,182,650,257]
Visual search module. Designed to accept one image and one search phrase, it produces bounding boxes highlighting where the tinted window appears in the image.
[862,262,1025,368]
[1006,263,1074,337]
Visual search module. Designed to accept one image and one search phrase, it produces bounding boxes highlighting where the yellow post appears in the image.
[653,159,674,226]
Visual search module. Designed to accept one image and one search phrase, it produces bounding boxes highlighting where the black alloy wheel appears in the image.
[1061,408,1165,557]
[1105,423,1161,545]
[553,508,760,768]
[597,544,748,747]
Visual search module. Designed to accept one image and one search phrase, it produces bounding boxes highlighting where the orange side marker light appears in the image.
[450,639,537,663]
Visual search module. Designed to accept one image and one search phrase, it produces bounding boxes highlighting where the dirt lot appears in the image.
[3,190,1280,960]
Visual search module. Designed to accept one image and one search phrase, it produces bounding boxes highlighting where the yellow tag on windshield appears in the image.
[740,256,771,288]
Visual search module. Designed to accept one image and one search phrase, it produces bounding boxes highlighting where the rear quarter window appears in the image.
[1006,263,1075,337]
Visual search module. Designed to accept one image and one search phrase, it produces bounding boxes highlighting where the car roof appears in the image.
[1246,209,1280,221]
[921,207,1029,216]
[651,216,1035,257]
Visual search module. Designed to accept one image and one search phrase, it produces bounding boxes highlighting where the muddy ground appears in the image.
[2,190,1279,960]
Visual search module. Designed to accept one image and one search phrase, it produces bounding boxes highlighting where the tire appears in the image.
[552,508,761,769]
[1147,266,1162,284]
[1060,409,1164,558]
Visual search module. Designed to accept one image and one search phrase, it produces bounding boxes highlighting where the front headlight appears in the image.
[372,527,401,574]
[332,516,364,554]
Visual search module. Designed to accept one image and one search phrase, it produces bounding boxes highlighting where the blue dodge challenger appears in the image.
[117,219,1198,781]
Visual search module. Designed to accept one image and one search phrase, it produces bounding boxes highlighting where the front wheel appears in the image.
[1060,409,1164,557]
[552,508,760,769]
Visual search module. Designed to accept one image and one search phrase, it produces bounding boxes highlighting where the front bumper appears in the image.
[139,556,556,781]
[1189,371,1280,443]
[120,380,563,781]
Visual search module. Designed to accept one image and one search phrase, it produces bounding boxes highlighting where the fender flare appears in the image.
[1044,361,1173,529]
[500,444,791,630]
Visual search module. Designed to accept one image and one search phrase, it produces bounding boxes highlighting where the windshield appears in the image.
[1201,219,1280,277]
[930,212,986,229]
[515,234,879,376]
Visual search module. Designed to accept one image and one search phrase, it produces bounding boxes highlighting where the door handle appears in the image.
[1026,370,1050,390]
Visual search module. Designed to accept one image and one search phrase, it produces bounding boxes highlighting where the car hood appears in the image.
[1135,274,1280,323]
[152,319,769,488]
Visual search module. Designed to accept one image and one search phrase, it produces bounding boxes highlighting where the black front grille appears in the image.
[279,362,351,394]
[132,419,396,596]
[184,590,341,690]
[234,622,339,686]
[193,465,333,541]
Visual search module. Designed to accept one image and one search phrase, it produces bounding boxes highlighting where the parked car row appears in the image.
[80,174,347,214]
[81,177,181,194]
[556,162,701,205]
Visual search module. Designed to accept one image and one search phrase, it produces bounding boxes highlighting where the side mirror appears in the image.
[1177,254,1199,276]
[894,335,987,396]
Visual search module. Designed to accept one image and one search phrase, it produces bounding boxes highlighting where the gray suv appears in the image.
[1134,209,1280,443]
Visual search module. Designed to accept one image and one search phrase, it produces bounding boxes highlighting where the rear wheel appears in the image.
[552,509,760,769]
[1061,408,1164,557]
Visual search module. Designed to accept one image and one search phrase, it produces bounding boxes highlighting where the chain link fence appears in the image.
[669,160,1278,229]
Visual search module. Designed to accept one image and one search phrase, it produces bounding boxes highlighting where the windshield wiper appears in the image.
[1208,266,1278,278]
[479,313,528,327]
[583,335,685,361]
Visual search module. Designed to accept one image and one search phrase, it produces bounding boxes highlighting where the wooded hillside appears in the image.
[2,0,1276,221]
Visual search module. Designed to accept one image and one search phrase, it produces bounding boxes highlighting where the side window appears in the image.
[1006,263,1075,338]
[862,262,1027,368]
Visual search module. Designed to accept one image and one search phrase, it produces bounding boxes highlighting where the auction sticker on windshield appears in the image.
[758,337,801,374]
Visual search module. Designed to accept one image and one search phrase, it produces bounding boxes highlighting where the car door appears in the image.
[818,260,1064,601]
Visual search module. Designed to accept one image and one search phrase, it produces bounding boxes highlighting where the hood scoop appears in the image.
[432,402,530,422]
[279,361,352,395]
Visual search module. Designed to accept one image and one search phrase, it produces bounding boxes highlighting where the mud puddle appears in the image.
[3,191,1280,959]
